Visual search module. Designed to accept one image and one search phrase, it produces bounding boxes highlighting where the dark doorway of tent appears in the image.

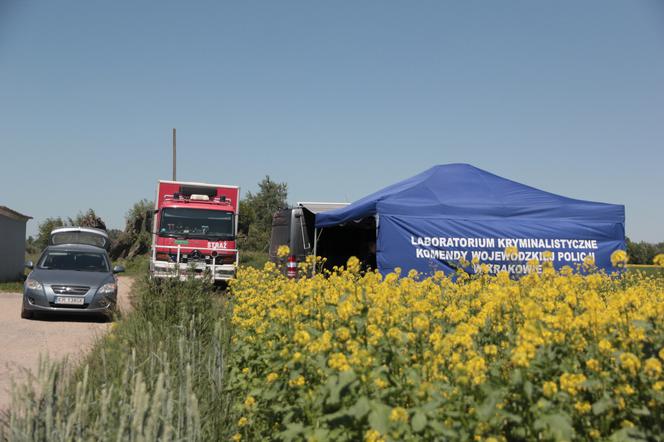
[313,216,377,273]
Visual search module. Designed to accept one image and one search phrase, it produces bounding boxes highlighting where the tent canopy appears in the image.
[315,164,625,276]
[316,164,624,227]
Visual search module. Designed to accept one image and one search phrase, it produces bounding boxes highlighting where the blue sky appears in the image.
[1,1,662,241]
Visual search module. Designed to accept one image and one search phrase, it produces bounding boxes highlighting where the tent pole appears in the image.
[312,227,319,276]
[375,214,379,272]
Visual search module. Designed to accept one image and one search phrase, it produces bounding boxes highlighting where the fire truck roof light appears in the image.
[190,194,210,201]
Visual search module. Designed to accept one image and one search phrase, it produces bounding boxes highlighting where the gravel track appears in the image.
[0,276,134,410]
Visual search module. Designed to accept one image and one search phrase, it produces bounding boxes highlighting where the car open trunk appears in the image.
[49,227,110,251]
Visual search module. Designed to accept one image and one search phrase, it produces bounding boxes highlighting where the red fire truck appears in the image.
[149,180,239,282]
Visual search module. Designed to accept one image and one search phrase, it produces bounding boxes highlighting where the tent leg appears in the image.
[312,228,319,276]
[375,214,379,272]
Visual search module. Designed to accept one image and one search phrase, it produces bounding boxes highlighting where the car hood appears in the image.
[29,269,113,288]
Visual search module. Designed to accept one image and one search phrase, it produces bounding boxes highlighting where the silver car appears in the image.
[22,242,124,321]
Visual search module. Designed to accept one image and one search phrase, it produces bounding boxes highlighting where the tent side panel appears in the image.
[377,215,625,276]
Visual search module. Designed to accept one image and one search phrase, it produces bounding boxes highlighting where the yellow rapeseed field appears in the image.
[229,256,664,441]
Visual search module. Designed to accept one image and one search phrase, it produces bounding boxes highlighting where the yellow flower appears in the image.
[527,258,540,269]
[654,254,664,266]
[610,250,628,267]
[328,353,351,372]
[586,358,601,372]
[231,433,242,442]
[598,339,613,354]
[504,246,518,259]
[616,384,635,396]
[387,327,402,342]
[511,343,535,368]
[243,395,256,409]
[560,373,586,396]
[542,381,558,398]
[237,416,248,427]
[574,401,592,414]
[644,357,662,378]
[364,429,385,442]
[464,356,487,385]
[346,256,361,273]
[374,378,388,389]
[288,375,305,388]
[367,325,383,346]
[619,352,640,376]
[276,245,290,258]
[413,315,430,331]
[483,344,498,356]
[336,327,351,342]
[266,372,279,383]
[294,330,311,346]
[389,406,409,423]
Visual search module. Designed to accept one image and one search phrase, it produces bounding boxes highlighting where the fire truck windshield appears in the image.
[159,208,234,240]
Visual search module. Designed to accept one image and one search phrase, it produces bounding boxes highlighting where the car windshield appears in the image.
[159,208,234,239]
[39,251,109,272]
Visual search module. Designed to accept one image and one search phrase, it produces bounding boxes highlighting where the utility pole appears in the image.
[172,128,177,180]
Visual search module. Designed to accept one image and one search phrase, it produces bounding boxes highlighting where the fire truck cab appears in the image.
[150,180,239,282]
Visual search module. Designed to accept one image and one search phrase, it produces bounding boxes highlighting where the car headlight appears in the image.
[25,279,43,291]
[97,282,117,295]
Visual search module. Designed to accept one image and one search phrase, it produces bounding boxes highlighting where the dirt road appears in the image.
[0,276,134,410]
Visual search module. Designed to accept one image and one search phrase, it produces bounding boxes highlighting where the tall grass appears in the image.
[2,277,235,441]
[114,254,150,277]
[239,250,269,269]
[0,281,23,293]
[627,264,664,278]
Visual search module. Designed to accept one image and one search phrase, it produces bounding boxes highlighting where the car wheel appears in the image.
[21,308,34,319]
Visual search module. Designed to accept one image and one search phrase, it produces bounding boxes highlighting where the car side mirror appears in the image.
[113,265,125,274]
[25,261,34,270]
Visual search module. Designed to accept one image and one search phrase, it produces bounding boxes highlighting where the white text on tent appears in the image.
[415,248,468,261]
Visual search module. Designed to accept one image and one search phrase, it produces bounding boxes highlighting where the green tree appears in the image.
[109,199,153,259]
[25,236,37,255]
[626,237,664,265]
[69,209,107,230]
[239,176,288,252]
[34,217,67,250]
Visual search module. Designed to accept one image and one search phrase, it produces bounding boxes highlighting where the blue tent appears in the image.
[315,164,625,276]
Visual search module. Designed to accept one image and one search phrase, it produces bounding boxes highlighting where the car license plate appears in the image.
[55,296,85,305]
